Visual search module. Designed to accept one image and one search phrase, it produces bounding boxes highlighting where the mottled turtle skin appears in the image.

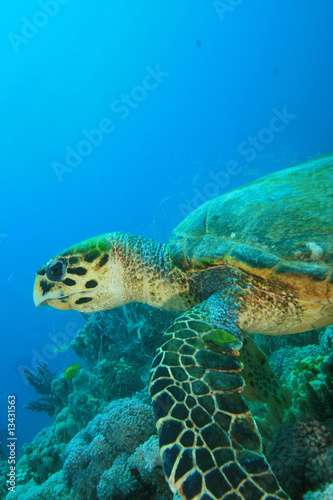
[33,154,333,500]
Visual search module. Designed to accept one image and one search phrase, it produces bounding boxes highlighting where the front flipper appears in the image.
[149,291,289,500]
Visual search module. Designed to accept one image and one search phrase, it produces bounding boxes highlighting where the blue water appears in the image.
[1,0,332,451]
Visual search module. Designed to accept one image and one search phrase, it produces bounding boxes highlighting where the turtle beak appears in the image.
[33,273,72,310]
[33,274,45,307]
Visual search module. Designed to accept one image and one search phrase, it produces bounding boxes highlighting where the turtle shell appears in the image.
[169,154,333,302]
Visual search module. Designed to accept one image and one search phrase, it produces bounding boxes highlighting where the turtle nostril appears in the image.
[45,258,68,282]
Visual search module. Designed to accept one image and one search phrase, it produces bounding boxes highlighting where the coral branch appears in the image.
[22,362,56,396]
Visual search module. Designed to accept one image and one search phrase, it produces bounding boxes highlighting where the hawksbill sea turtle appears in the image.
[33,154,333,500]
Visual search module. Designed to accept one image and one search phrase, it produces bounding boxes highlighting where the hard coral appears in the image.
[23,362,57,417]
[63,395,155,498]
[97,441,171,500]
[68,369,106,426]
[265,326,333,429]
[128,435,161,481]
[96,357,144,398]
[251,329,320,359]
[97,453,137,499]
[21,427,63,484]
[286,349,333,423]
[268,417,333,500]
[304,482,333,500]
[128,434,171,498]
[269,343,324,383]
[53,407,82,444]
[22,362,56,395]
[24,398,56,418]
[15,407,82,489]
[6,471,68,500]
[23,362,73,418]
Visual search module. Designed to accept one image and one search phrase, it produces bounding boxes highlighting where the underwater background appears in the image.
[1,1,333,499]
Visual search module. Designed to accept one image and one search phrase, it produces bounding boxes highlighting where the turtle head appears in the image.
[34,231,188,314]
[33,233,128,312]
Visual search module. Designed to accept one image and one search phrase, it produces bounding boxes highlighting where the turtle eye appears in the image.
[45,258,68,282]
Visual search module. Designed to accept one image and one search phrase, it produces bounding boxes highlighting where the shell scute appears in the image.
[169,155,333,300]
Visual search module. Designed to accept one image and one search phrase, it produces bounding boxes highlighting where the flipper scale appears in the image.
[150,291,290,500]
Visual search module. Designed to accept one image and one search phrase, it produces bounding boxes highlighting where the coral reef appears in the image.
[254,326,333,442]
[6,471,68,500]
[11,304,175,498]
[22,362,57,417]
[304,482,333,500]
[15,367,118,488]
[97,453,136,498]
[277,328,333,425]
[128,435,161,482]
[12,305,333,500]
[269,343,325,383]
[0,429,6,462]
[94,357,144,399]
[63,395,155,496]
[0,458,8,500]
[266,327,331,384]
[68,369,106,427]
[22,362,56,396]
[268,417,333,499]
[19,405,82,486]
[10,393,171,500]
[23,362,79,419]
[250,328,321,358]
[71,302,175,370]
